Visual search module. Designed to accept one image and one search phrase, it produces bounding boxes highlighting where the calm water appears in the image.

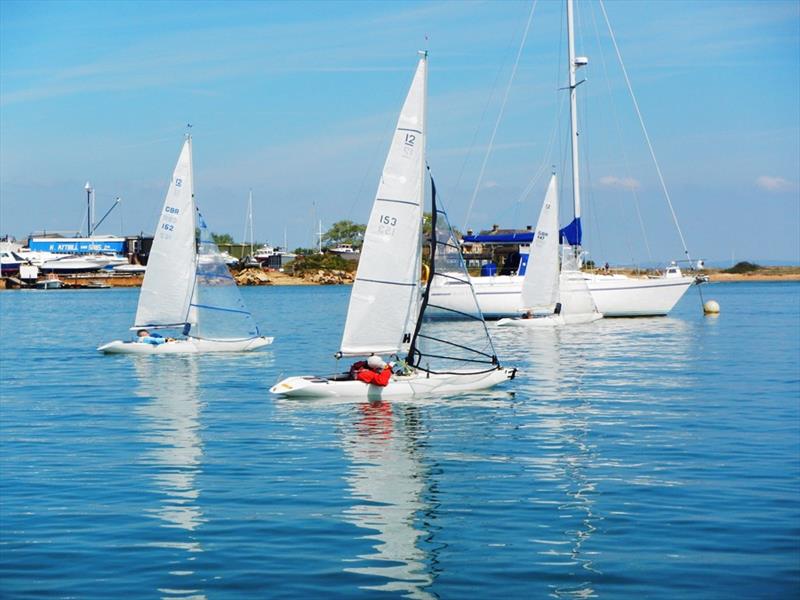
[1,282,798,598]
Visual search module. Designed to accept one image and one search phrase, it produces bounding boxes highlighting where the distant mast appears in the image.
[566,0,588,259]
[85,181,93,237]
[248,190,255,256]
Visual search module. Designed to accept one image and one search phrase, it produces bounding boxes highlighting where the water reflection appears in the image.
[133,356,205,599]
[341,402,435,599]
[496,318,698,597]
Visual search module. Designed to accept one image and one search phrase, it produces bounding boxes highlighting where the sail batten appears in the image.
[339,55,427,357]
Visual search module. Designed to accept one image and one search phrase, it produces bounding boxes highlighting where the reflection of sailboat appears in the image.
[498,174,601,327]
[341,402,434,599]
[98,136,272,354]
[133,356,205,597]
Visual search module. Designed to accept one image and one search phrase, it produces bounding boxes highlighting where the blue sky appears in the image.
[1,0,798,265]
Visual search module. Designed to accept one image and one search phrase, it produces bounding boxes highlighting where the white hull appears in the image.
[582,273,693,317]
[434,272,692,318]
[270,367,515,399]
[496,312,602,327]
[97,336,273,354]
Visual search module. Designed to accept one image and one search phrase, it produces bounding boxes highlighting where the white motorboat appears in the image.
[271,52,514,399]
[98,135,273,355]
[39,255,104,274]
[328,243,360,261]
[112,263,147,274]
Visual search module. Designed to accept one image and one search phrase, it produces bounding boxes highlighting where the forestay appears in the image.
[521,174,560,312]
[134,138,197,330]
[190,212,262,341]
[339,55,427,357]
[408,175,499,375]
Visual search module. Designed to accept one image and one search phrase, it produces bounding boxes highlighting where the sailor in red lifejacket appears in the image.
[351,355,393,387]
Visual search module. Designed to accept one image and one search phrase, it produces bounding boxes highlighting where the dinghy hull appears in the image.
[97,336,273,354]
[270,367,515,399]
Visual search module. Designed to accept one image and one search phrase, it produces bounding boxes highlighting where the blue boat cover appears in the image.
[559,217,582,246]
[462,232,534,244]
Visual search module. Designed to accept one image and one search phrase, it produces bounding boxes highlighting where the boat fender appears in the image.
[554,302,562,315]
[509,368,517,381]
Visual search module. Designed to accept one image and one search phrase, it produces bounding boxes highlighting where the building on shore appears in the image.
[460,224,533,276]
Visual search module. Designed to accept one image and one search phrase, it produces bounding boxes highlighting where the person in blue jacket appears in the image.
[136,329,175,345]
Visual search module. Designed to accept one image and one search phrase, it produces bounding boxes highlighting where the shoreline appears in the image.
[2,268,798,290]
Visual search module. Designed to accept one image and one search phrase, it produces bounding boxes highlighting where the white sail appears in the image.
[134,138,197,329]
[559,248,600,320]
[520,174,560,312]
[339,54,427,357]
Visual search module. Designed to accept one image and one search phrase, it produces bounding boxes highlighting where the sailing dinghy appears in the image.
[98,136,272,354]
[270,53,514,399]
[497,174,602,327]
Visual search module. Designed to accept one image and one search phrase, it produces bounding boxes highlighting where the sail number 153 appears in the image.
[377,214,397,236]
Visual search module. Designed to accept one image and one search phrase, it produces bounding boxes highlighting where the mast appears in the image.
[85,181,93,237]
[566,0,587,256]
[248,189,254,256]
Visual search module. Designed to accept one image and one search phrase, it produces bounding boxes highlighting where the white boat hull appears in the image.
[583,274,693,317]
[97,336,273,354]
[270,367,515,399]
[433,273,692,318]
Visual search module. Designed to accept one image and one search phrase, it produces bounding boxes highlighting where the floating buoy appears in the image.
[703,300,720,315]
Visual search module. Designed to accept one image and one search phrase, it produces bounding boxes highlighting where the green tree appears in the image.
[423,212,461,239]
[322,220,366,248]
[211,232,234,245]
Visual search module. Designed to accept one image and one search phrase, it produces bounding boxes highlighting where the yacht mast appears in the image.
[566,0,587,255]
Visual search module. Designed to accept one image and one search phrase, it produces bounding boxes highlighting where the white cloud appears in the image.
[756,176,792,192]
[597,176,641,191]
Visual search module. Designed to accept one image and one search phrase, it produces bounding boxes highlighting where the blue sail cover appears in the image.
[559,217,582,246]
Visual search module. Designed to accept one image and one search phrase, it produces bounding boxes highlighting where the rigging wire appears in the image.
[598,0,692,263]
[462,0,538,233]
[449,25,520,206]
[588,1,652,264]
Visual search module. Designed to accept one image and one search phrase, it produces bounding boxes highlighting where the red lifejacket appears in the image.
[355,366,392,387]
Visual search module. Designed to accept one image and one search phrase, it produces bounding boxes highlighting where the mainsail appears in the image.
[521,174,560,312]
[407,174,499,374]
[339,54,427,357]
[191,212,262,341]
[134,137,197,330]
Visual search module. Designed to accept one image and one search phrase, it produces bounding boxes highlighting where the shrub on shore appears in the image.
[724,261,762,274]
[286,253,357,274]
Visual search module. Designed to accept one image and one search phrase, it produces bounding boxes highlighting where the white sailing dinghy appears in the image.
[270,53,515,399]
[98,137,272,354]
[497,174,601,327]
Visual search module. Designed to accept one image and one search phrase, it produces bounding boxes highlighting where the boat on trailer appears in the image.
[98,135,272,355]
[270,52,514,399]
